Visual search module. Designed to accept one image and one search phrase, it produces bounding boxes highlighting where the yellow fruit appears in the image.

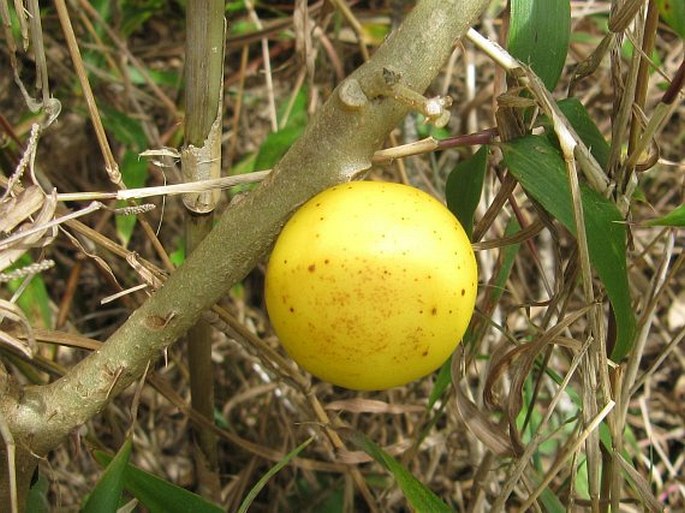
[264,181,478,390]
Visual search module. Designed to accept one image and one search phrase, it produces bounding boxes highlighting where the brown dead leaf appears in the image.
[0,185,44,234]
[480,308,591,454]
[0,299,36,358]
[325,398,425,415]
[452,347,517,457]
[0,188,57,272]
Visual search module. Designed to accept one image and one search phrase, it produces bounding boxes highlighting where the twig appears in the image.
[327,0,370,61]
[0,413,18,513]
[0,201,102,251]
[53,0,120,185]
[56,171,271,202]
[245,0,279,132]
[465,28,610,194]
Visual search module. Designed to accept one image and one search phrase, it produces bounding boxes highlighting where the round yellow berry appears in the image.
[265,181,477,390]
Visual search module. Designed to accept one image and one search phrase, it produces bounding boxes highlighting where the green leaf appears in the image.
[539,483,569,512]
[427,359,453,409]
[93,449,224,513]
[315,487,345,513]
[101,108,147,152]
[119,0,166,36]
[347,431,453,513]
[228,20,259,37]
[9,255,52,328]
[254,89,308,171]
[491,218,522,305]
[231,153,257,176]
[115,150,149,247]
[645,203,685,227]
[572,458,591,500]
[289,476,346,513]
[360,21,391,46]
[81,0,112,71]
[656,0,685,38]
[502,135,636,360]
[507,0,571,90]
[415,114,450,140]
[554,98,610,171]
[26,472,50,513]
[253,124,305,171]
[19,273,51,328]
[226,0,247,14]
[82,438,132,513]
[169,239,186,267]
[445,146,488,237]
[237,437,314,513]
[119,148,149,190]
[620,40,663,69]
[277,87,308,128]
[127,66,180,88]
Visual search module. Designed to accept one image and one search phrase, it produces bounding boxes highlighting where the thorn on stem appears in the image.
[382,67,453,127]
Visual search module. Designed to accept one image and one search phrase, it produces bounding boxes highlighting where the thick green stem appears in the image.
[0,0,491,506]
[184,0,225,146]
[186,215,221,499]
[183,0,225,499]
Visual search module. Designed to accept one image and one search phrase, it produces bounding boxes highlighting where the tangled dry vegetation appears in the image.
[0,0,683,511]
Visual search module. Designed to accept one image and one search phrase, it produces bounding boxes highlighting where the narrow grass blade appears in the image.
[502,135,636,360]
[507,0,571,90]
[346,430,453,513]
[445,145,488,237]
[93,449,224,513]
[427,359,453,409]
[539,485,567,513]
[83,438,132,513]
[237,437,314,513]
[644,203,685,227]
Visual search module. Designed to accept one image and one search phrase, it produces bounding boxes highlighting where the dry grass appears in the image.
[0,0,683,512]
